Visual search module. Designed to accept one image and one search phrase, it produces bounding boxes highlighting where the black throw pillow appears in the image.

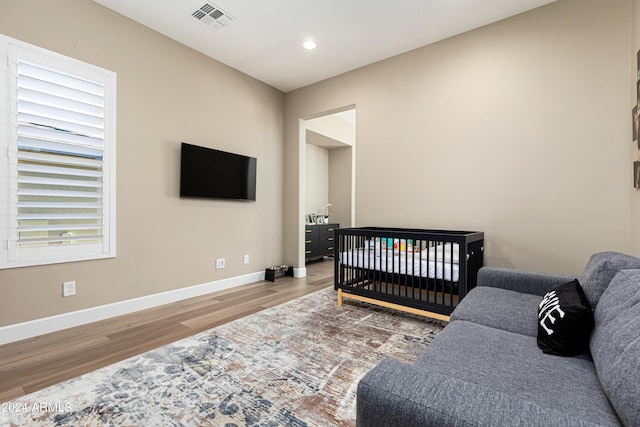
[537,279,594,356]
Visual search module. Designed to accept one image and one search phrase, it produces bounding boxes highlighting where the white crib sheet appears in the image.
[339,249,459,282]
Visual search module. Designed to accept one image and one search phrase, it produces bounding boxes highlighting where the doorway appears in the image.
[300,107,356,269]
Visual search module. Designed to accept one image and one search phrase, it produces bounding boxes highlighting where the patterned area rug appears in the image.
[0,287,445,426]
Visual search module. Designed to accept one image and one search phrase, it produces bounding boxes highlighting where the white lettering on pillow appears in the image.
[539,290,566,335]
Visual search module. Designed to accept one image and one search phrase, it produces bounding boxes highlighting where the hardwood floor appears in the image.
[0,259,335,403]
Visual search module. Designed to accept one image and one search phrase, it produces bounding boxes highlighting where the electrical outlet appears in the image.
[62,281,76,297]
[243,254,250,264]
[216,258,225,269]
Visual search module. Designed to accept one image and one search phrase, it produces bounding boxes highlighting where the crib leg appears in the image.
[337,288,343,307]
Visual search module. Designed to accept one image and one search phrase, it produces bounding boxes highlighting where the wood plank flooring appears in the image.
[0,259,335,403]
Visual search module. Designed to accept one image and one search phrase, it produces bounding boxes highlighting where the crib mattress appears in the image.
[339,249,459,282]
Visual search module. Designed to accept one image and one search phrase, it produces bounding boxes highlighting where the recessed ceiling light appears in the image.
[303,40,317,50]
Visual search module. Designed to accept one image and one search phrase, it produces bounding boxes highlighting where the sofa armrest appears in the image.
[476,267,575,296]
[356,359,600,427]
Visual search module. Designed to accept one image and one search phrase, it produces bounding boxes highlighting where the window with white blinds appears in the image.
[0,35,116,268]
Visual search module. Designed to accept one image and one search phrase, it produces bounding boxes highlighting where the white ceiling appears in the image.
[93,0,557,93]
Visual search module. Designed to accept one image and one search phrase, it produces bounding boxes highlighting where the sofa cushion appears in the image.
[477,267,576,296]
[413,321,620,426]
[357,359,614,427]
[537,279,593,356]
[590,270,640,427]
[579,251,640,309]
[450,286,542,337]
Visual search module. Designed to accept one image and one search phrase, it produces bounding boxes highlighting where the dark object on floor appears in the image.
[265,265,294,282]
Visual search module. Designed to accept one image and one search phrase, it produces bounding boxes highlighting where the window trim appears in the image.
[0,34,116,269]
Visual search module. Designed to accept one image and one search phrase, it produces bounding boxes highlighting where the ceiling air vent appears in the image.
[191,2,235,29]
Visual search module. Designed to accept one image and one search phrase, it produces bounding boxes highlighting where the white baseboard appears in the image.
[0,270,266,346]
[293,267,306,278]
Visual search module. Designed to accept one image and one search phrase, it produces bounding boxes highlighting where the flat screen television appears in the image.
[180,142,257,201]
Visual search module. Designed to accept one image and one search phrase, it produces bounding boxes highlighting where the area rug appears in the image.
[0,287,445,426]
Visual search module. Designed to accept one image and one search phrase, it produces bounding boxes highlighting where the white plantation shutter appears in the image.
[1,35,116,268]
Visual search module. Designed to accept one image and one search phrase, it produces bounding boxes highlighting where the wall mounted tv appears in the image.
[180,142,257,201]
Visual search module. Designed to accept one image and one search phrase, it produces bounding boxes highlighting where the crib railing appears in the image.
[334,227,484,318]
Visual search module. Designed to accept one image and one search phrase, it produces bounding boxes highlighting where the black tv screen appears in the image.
[180,143,256,201]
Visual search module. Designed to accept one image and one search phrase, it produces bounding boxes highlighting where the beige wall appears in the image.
[304,143,353,228]
[631,0,640,253]
[0,0,284,327]
[0,0,634,329]
[306,115,355,146]
[305,144,329,216]
[329,147,354,228]
[284,0,631,275]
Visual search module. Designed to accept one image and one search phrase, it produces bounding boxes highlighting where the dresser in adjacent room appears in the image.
[305,223,339,261]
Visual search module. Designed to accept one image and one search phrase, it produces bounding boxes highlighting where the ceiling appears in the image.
[307,109,355,149]
[93,0,557,93]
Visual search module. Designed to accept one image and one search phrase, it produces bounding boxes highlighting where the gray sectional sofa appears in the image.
[356,252,640,426]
